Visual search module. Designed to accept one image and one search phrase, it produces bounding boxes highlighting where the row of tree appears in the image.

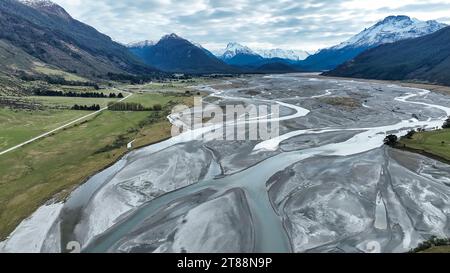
[108,102,146,111]
[105,72,179,84]
[34,89,124,98]
[107,102,162,112]
[72,104,101,111]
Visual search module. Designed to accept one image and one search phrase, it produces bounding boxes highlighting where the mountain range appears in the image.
[1,0,450,84]
[127,40,306,73]
[126,34,237,74]
[325,25,450,86]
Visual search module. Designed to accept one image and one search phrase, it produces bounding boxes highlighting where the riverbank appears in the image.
[396,129,450,165]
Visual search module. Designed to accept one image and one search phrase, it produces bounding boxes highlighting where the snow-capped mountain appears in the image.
[220,42,260,60]
[215,42,307,69]
[332,15,447,50]
[255,49,310,61]
[301,15,447,71]
[128,37,216,59]
[325,25,450,86]
[216,43,309,61]
[126,40,155,48]
[126,33,235,73]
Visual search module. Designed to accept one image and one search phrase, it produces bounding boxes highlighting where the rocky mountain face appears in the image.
[0,0,156,78]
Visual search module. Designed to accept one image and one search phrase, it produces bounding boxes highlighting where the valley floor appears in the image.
[2,73,450,253]
[0,80,203,240]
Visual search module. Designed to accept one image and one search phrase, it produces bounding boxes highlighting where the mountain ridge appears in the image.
[300,15,447,71]
[324,25,450,86]
[0,0,156,78]
[127,33,237,74]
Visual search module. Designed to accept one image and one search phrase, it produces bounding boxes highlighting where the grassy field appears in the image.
[125,92,187,108]
[33,66,88,82]
[410,237,450,253]
[0,87,196,240]
[399,129,450,162]
[0,108,89,150]
[0,93,123,150]
[420,246,450,253]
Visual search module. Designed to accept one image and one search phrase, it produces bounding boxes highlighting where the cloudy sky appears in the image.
[52,0,450,52]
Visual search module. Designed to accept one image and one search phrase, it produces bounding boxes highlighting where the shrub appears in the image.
[443,117,450,129]
[153,104,162,111]
[405,129,416,139]
[384,134,398,146]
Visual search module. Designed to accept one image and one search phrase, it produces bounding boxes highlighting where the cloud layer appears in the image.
[52,0,450,51]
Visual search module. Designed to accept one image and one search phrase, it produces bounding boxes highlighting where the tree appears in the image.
[153,104,162,111]
[443,117,450,129]
[384,134,398,146]
[405,129,416,139]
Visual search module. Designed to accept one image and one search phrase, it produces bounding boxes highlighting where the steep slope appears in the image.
[324,26,450,86]
[128,34,237,74]
[301,15,446,71]
[0,0,156,78]
[0,39,41,95]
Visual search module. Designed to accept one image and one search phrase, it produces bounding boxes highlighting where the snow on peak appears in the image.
[255,48,310,61]
[20,0,55,7]
[216,43,309,61]
[221,42,258,59]
[19,0,71,19]
[126,40,155,48]
[332,15,447,50]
